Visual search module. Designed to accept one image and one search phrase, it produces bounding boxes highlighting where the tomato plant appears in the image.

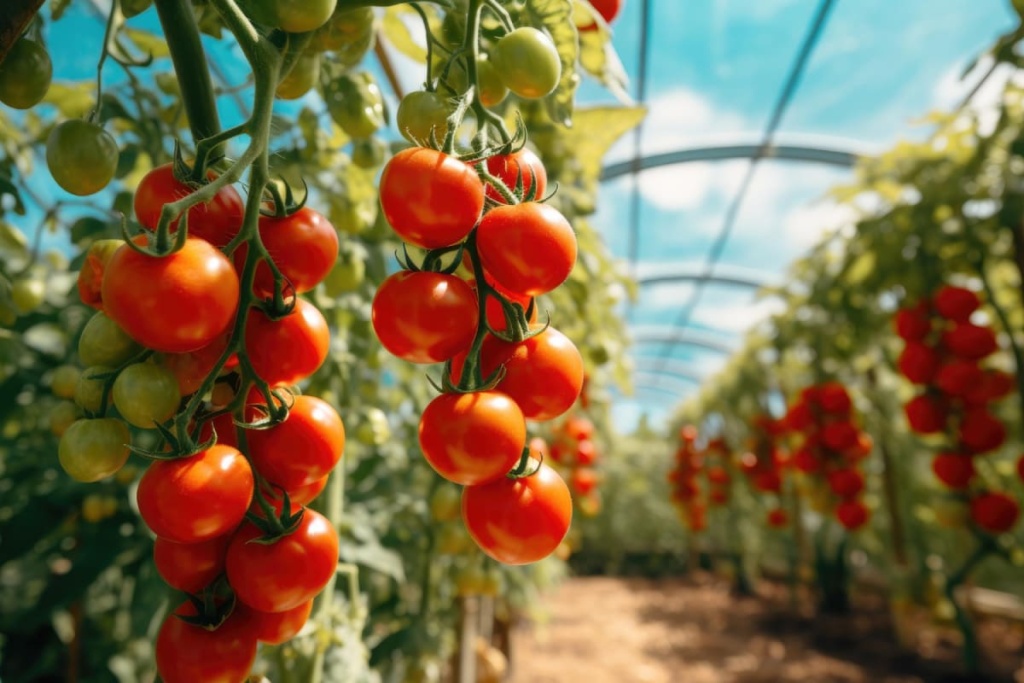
[133,164,245,247]
[155,602,257,683]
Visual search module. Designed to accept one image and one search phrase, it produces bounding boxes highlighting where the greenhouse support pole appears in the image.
[0,0,44,63]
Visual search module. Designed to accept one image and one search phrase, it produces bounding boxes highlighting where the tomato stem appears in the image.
[153,0,222,144]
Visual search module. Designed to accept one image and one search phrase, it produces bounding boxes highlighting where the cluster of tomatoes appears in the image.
[894,285,1021,534]
[703,438,732,508]
[737,415,790,528]
[667,426,708,532]
[371,139,580,566]
[785,382,873,531]
[548,414,603,518]
[60,162,347,682]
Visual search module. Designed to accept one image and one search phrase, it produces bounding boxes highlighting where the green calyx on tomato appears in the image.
[46,120,120,196]
[396,91,452,145]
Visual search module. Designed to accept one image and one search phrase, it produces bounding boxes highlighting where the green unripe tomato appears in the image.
[312,7,375,57]
[325,71,386,139]
[276,51,320,100]
[51,365,83,399]
[75,366,113,413]
[46,120,120,196]
[476,58,509,107]
[112,362,180,428]
[50,400,80,437]
[78,312,141,367]
[351,137,387,169]
[490,27,561,99]
[244,0,337,33]
[10,276,45,313]
[0,39,52,110]
[58,418,131,482]
[396,90,451,144]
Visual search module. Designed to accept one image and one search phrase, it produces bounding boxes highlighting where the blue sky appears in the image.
[13,1,1020,433]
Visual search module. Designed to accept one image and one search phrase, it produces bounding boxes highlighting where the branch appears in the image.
[0,0,44,64]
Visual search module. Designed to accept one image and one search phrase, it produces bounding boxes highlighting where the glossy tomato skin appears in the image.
[396,91,451,144]
[58,418,131,483]
[419,391,526,486]
[477,202,576,297]
[379,147,485,249]
[0,39,52,109]
[134,164,245,247]
[153,534,230,593]
[371,271,478,364]
[159,330,232,396]
[478,326,583,421]
[579,0,624,29]
[489,28,561,99]
[462,462,572,565]
[248,395,345,489]
[46,120,119,197]
[245,298,329,386]
[102,237,240,354]
[137,445,254,543]
[238,600,314,645]
[226,509,339,613]
[244,207,338,297]
[155,601,257,683]
[484,149,547,203]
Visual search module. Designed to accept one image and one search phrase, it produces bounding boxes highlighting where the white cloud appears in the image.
[691,297,785,334]
[783,199,859,250]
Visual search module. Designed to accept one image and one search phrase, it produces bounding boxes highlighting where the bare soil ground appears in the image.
[509,574,1024,683]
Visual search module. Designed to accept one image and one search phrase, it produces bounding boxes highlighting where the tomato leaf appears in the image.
[564,105,646,182]
[526,0,579,126]
[381,6,428,64]
[578,22,632,103]
[42,82,96,119]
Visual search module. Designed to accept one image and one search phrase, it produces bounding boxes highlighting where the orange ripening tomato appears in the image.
[245,298,330,386]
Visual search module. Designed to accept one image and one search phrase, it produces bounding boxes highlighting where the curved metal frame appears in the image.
[630,326,735,354]
[601,142,860,182]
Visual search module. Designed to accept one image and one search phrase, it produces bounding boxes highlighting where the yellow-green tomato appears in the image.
[51,365,82,399]
[476,58,509,107]
[78,312,141,367]
[74,366,113,413]
[396,90,451,144]
[276,52,320,101]
[46,120,120,197]
[112,362,180,428]
[10,277,45,313]
[0,39,52,110]
[59,418,131,482]
[245,0,337,33]
[325,71,385,139]
[490,27,561,99]
[50,400,80,437]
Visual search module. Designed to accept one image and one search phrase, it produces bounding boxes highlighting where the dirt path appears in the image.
[508,575,1024,683]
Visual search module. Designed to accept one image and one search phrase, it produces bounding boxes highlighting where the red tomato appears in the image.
[476,326,583,421]
[580,0,623,28]
[766,508,788,528]
[379,147,485,249]
[897,342,939,384]
[252,474,330,514]
[792,448,821,474]
[753,470,782,493]
[904,394,948,434]
[933,285,980,322]
[942,322,998,359]
[419,391,526,485]
[226,509,339,613]
[159,331,232,396]
[575,439,597,466]
[240,207,339,297]
[153,534,230,593]
[245,298,329,386]
[562,416,595,441]
[935,359,983,398]
[893,303,931,341]
[461,461,572,565]
[102,237,240,353]
[76,239,122,310]
[134,164,244,247]
[484,149,547,202]
[706,466,729,485]
[932,453,975,489]
[476,202,576,297]
[155,601,257,683]
[238,600,314,645]
[371,271,478,364]
[959,407,1006,453]
[137,445,253,543]
[821,422,858,451]
[817,381,851,415]
[571,467,598,495]
[827,469,865,498]
[836,499,869,531]
[248,395,345,489]
[970,492,1019,533]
